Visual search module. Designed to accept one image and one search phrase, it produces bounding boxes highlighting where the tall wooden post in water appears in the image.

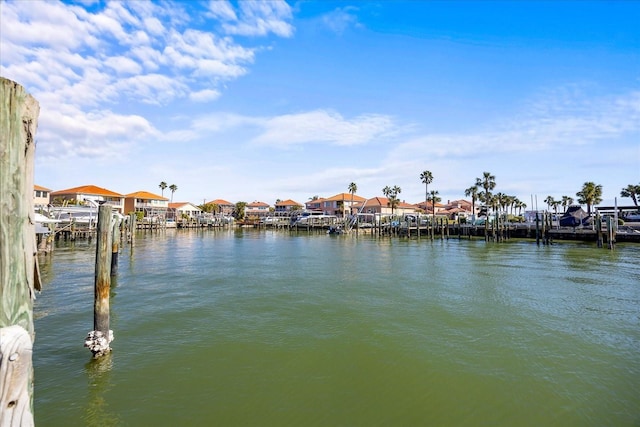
[128,212,137,247]
[84,205,114,358]
[111,215,120,276]
[0,77,39,427]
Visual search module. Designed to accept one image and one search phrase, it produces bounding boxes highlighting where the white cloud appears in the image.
[130,45,163,71]
[115,74,188,105]
[189,89,221,103]
[321,6,361,35]
[176,110,398,149]
[0,1,95,50]
[143,17,165,36]
[390,88,640,162]
[36,108,159,160]
[1,0,293,161]
[222,0,294,37]
[206,0,237,21]
[252,110,396,147]
[190,112,258,133]
[104,55,143,75]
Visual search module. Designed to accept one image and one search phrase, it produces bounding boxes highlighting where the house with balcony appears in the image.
[34,184,51,208]
[325,192,367,216]
[354,197,419,217]
[50,185,125,212]
[206,199,235,216]
[439,199,474,219]
[246,201,271,217]
[275,199,303,213]
[169,202,202,219]
[305,197,326,213]
[124,191,169,218]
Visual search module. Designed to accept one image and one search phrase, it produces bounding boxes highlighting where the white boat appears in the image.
[48,205,98,225]
[34,212,58,234]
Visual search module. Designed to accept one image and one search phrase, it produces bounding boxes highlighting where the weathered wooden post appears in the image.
[128,212,136,247]
[84,204,114,358]
[607,216,615,250]
[0,77,39,427]
[110,214,120,276]
[596,213,603,248]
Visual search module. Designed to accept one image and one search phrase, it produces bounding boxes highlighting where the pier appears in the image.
[36,213,640,251]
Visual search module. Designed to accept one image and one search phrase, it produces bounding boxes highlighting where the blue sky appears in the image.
[2,0,639,208]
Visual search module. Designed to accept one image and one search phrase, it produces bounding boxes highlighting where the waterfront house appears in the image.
[275,199,303,213]
[124,191,169,218]
[246,201,271,217]
[355,197,419,217]
[50,185,124,212]
[439,199,474,219]
[305,197,326,213]
[416,200,446,214]
[34,184,51,208]
[325,192,367,217]
[169,202,202,219]
[206,199,235,216]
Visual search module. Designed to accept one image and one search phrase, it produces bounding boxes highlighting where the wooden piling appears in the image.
[110,215,120,276]
[84,204,113,358]
[596,213,603,248]
[128,212,136,247]
[607,216,616,250]
[0,77,39,427]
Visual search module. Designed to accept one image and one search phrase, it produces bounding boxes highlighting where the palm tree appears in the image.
[544,196,555,212]
[348,182,357,221]
[495,192,508,214]
[506,195,517,216]
[561,196,574,213]
[476,172,496,238]
[620,183,640,207]
[382,185,401,217]
[159,181,167,197]
[420,170,433,210]
[475,171,496,210]
[169,184,178,203]
[428,189,441,237]
[550,200,562,222]
[234,201,247,220]
[576,182,603,216]
[464,185,479,222]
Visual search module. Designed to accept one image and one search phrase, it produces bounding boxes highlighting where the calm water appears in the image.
[34,229,640,426]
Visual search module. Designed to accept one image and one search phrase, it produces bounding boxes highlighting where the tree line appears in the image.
[173,176,640,221]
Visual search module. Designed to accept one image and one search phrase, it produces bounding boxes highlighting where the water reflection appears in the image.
[84,353,120,426]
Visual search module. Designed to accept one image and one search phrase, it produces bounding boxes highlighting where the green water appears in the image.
[34,230,640,426]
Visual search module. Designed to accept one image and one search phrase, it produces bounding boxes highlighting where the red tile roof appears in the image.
[275,199,302,206]
[50,185,123,197]
[169,202,199,209]
[125,191,167,200]
[326,192,366,202]
[359,197,417,209]
[34,184,51,191]
[247,201,270,207]
[207,199,233,206]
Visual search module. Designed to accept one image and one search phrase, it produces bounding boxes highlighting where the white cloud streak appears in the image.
[252,110,396,147]
[321,6,362,35]
[391,89,640,161]
[213,0,294,37]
